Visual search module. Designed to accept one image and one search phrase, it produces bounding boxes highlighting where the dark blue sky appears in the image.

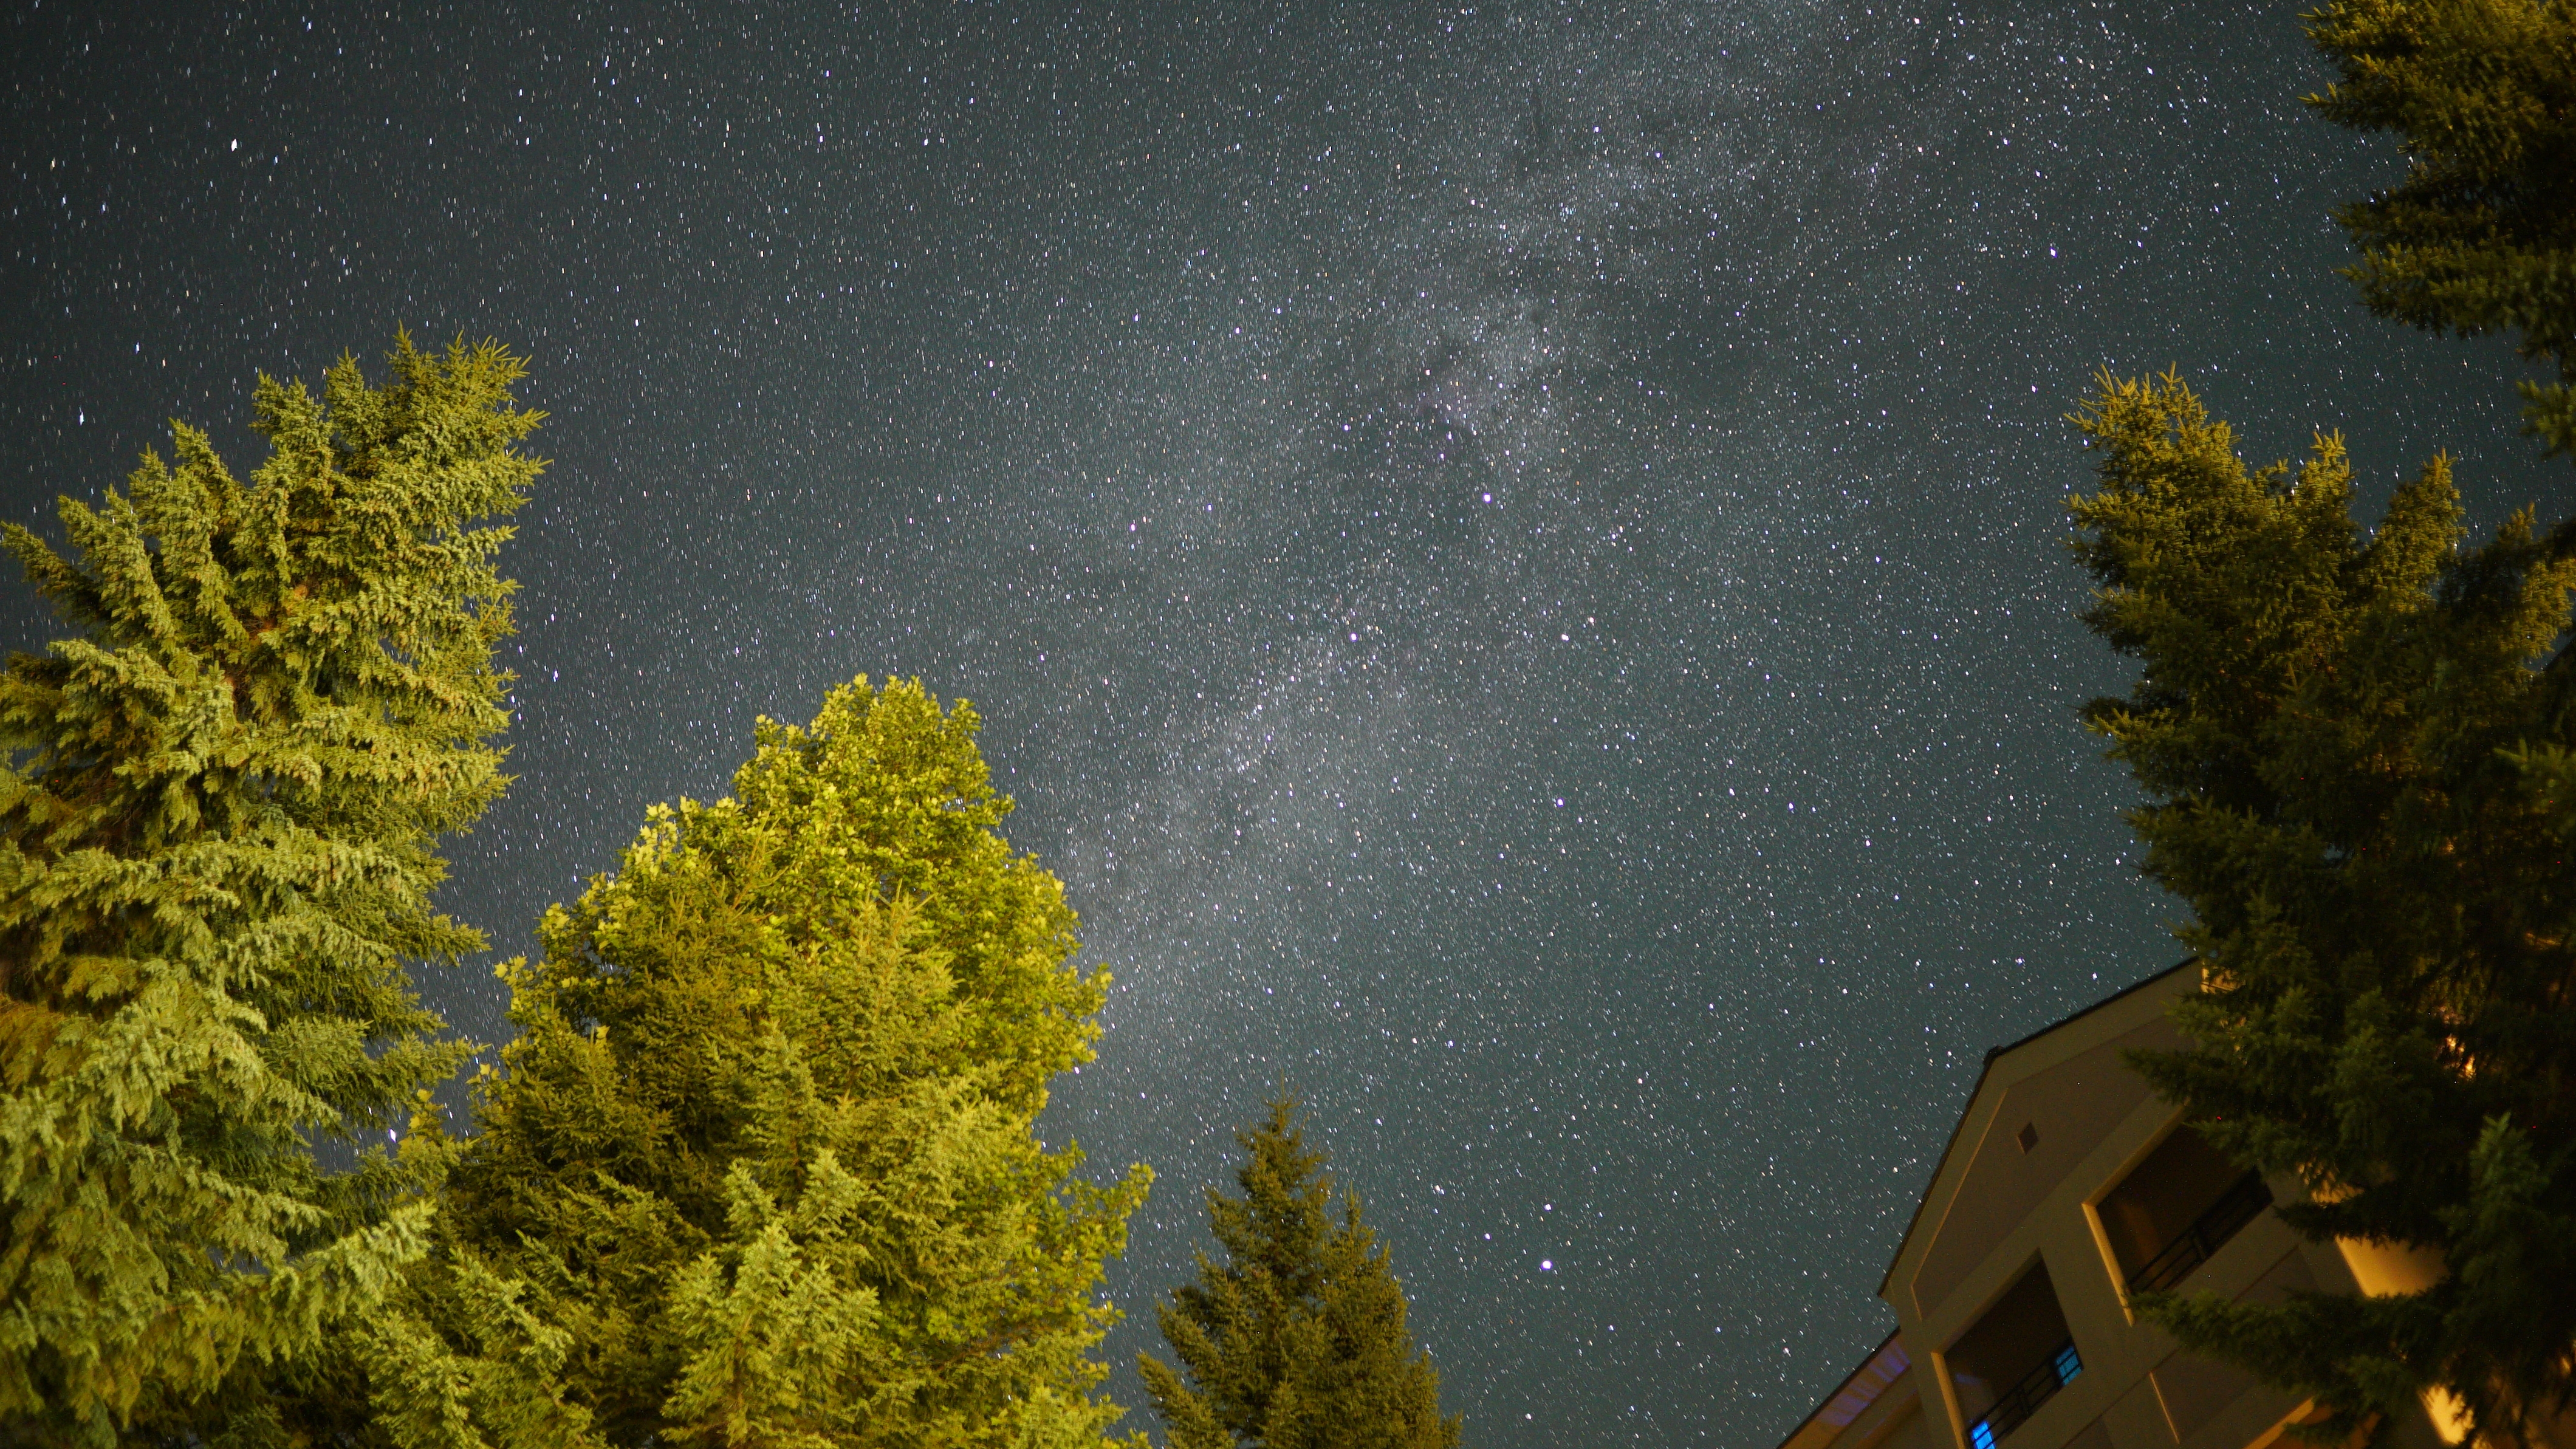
[3,2,2562,1444]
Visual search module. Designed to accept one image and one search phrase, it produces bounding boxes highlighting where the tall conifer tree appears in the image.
[418,677,1152,1447]
[0,335,541,1443]
[2305,0,2576,453]
[1141,1100,1458,1449]
[2068,373,2576,1447]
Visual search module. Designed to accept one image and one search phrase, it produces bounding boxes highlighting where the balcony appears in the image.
[1967,1342,2081,1449]
[2124,1171,2273,1294]
[2097,1125,2273,1295]
[1945,1262,2080,1449]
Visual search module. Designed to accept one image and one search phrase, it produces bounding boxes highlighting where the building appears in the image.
[1775,964,2452,1449]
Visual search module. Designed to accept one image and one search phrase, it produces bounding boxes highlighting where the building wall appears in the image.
[1776,968,2470,1449]
[1905,1015,2178,1321]
[1866,1394,1945,1449]
[1859,970,2445,1449]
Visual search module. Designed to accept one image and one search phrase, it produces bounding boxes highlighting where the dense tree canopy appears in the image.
[0,336,541,1444]
[413,677,1151,1447]
[2307,0,2576,454]
[2069,372,2576,1447]
[1141,1100,1458,1449]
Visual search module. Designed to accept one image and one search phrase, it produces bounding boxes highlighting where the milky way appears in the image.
[3,2,2564,1444]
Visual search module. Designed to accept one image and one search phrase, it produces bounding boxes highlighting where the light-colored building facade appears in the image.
[1777,964,2451,1449]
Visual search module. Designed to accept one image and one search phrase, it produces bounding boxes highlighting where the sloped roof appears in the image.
[1773,1328,1911,1449]
[1874,959,2194,1298]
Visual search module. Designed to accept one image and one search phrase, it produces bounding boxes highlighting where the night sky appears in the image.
[4,2,2566,1444]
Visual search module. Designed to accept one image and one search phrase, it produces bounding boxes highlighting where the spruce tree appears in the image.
[2067,372,2576,1447]
[0,335,541,1443]
[422,676,1152,1447]
[1141,1100,1459,1449]
[2305,0,2576,453]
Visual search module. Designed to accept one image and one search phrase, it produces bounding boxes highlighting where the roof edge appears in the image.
[1872,959,2196,1299]
[1772,1326,1908,1449]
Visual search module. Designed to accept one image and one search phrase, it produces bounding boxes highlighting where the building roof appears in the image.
[1872,959,2194,1298]
[1773,1328,1911,1449]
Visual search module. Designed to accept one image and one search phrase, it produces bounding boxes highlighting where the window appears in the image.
[1947,1261,2082,1449]
[2095,1125,2273,1294]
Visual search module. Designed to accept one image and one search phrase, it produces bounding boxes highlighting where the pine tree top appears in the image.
[430,675,1148,1447]
[1143,1098,1460,1449]
[0,333,541,1442]
[2069,371,2576,1447]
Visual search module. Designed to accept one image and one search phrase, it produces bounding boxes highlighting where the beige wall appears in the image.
[1857,971,2442,1449]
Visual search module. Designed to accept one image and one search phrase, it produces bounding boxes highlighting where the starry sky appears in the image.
[4,2,2566,1445]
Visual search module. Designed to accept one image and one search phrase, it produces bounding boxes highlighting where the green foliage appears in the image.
[2069,372,2576,1446]
[0,334,540,1444]
[2306,0,2576,453]
[1141,1100,1459,1449]
[430,676,1152,1447]
[358,1193,609,1449]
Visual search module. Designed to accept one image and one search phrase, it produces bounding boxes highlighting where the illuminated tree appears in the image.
[0,336,540,1444]
[426,677,1152,1447]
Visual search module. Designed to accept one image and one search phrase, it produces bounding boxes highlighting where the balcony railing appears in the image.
[1966,1341,2081,1449]
[2124,1171,2274,1295]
